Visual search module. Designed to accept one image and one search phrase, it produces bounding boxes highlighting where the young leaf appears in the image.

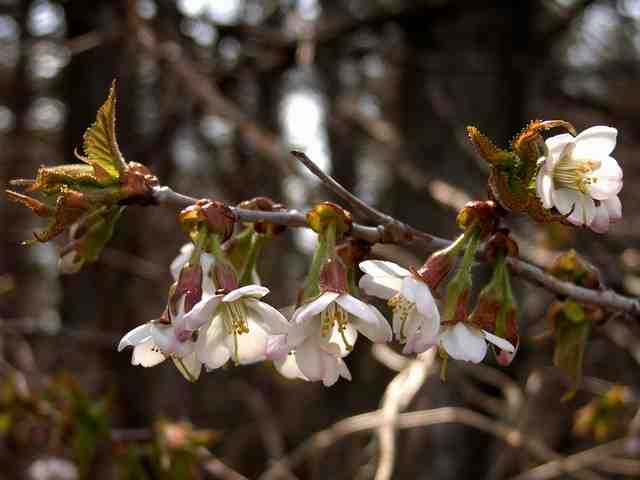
[81,80,128,182]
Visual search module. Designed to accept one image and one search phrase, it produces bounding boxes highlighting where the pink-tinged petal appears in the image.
[266,334,290,360]
[336,359,352,382]
[118,323,152,351]
[223,284,269,302]
[295,338,327,383]
[359,274,400,300]
[545,133,575,163]
[402,327,438,354]
[325,323,358,357]
[589,203,610,234]
[573,126,617,158]
[230,317,269,364]
[400,277,424,303]
[536,172,554,209]
[184,294,222,331]
[274,351,308,381]
[412,280,439,324]
[172,352,201,382]
[359,260,411,278]
[244,298,290,334]
[494,339,519,366]
[587,156,623,200]
[335,294,392,343]
[604,195,622,221]
[131,339,166,367]
[150,324,193,357]
[291,292,340,325]
[441,324,487,363]
[195,315,230,370]
[482,330,515,353]
[321,355,340,387]
[170,243,194,280]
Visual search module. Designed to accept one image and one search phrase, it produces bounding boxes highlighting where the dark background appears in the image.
[1,0,640,478]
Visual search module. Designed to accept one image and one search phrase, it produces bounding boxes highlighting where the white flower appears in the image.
[29,457,78,480]
[195,285,290,369]
[270,334,352,387]
[536,126,623,232]
[359,260,440,354]
[117,294,220,381]
[439,323,515,364]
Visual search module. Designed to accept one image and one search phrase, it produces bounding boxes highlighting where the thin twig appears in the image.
[150,183,640,317]
[375,349,436,480]
[510,437,640,480]
[258,407,602,480]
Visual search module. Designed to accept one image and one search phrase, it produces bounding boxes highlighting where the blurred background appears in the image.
[1,0,640,478]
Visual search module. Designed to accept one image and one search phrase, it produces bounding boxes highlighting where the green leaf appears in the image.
[81,80,127,182]
[553,304,591,401]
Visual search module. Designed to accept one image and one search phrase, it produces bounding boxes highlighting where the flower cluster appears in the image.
[118,202,517,386]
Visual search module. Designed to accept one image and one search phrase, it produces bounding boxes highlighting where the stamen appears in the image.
[388,294,414,341]
[320,302,352,350]
[552,154,601,193]
[223,301,249,364]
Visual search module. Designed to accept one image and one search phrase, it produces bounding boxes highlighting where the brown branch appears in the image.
[150,172,640,318]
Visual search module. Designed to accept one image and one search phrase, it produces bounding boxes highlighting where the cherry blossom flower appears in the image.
[118,292,221,381]
[195,285,290,369]
[438,323,515,364]
[536,126,623,232]
[359,260,439,354]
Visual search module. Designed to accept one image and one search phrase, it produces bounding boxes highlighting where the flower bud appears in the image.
[178,199,236,242]
[456,200,500,238]
[213,262,239,293]
[417,249,455,292]
[484,228,519,263]
[173,263,203,314]
[307,202,352,239]
[549,250,601,290]
[237,196,287,236]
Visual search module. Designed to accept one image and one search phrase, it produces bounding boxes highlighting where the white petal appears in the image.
[545,133,575,163]
[274,352,308,380]
[266,334,290,360]
[325,322,358,357]
[244,298,291,334]
[336,358,352,382]
[359,260,410,278]
[321,356,340,387]
[552,188,581,215]
[151,324,193,357]
[400,277,431,303]
[590,203,610,234]
[173,352,202,382]
[358,274,401,300]
[183,294,222,331]
[335,294,391,343]
[441,324,487,363]
[295,338,327,383]
[587,156,623,200]
[604,195,622,221]
[230,317,269,364]
[536,172,554,209]
[170,243,194,280]
[118,324,152,351]
[482,330,515,353]
[573,126,617,158]
[291,292,340,325]
[411,280,439,323]
[402,331,436,355]
[400,308,422,342]
[131,338,166,367]
[223,284,269,302]
[195,316,230,370]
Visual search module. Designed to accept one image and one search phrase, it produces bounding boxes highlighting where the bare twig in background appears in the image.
[374,349,436,480]
[510,437,640,480]
[259,407,604,480]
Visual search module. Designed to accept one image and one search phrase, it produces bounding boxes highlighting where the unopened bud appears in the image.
[173,263,203,313]
[485,229,519,263]
[549,250,601,289]
[307,202,352,238]
[238,196,287,236]
[456,200,500,238]
[179,199,236,242]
